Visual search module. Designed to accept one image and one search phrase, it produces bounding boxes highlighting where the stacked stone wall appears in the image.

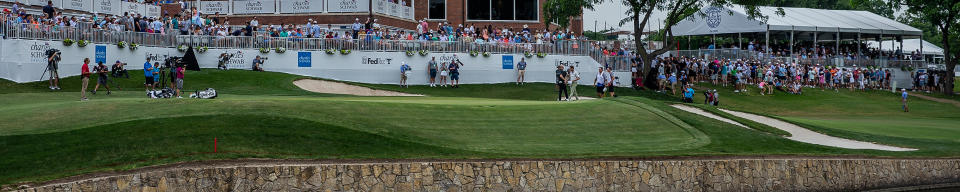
[19,159,960,191]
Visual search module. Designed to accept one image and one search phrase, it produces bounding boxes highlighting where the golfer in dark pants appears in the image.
[556,65,569,101]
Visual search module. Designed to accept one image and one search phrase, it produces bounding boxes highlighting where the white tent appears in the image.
[866,39,943,56]
[672,6,922,36]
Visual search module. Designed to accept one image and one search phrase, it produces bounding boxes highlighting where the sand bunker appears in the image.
[293,79,424,96]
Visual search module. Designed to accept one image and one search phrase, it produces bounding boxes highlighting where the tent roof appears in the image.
[672,6,923,36]
[866,39,944,56]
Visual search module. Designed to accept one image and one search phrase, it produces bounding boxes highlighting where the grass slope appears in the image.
[0,70,320,95]
[0,114,474,184]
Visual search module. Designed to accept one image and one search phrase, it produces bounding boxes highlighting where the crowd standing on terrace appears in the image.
[2,0,587,45]
[644,55,950,102]
[706,41,924,61]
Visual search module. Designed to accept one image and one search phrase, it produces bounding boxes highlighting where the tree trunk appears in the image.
[941,25,956,95]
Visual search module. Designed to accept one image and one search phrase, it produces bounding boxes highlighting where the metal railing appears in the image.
[2,23,606,62]
[669,48,761,60]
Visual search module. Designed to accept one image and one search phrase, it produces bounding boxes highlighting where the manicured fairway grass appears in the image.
[2,69,959,186]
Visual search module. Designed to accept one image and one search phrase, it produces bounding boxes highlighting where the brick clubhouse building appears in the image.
[188,0,581,33]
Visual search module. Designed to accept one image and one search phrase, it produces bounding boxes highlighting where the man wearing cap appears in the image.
[901,88,909,112]
[400,62,412,88]
[144,58,154,91]
[516,58,527,85]
[428,57,438,87]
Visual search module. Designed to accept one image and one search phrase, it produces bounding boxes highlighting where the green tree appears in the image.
[543,0,602,31]
[583,29,617,41]
[618,0,775,88]
[892,0,960,95]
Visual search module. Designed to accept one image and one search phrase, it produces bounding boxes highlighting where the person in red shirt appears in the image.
[80,58,91,101]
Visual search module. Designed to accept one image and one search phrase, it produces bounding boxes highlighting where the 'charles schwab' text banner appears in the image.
[120,1,143,15]
[61,0,90,12]
[28,0,61,7]
[387,1,398,17]
[93,0,119,16]
[402,5,412,20]
[373,0,386,14]
[279,0,323,14]
[199,1,231,14]
[327,0,368,13]
[233,0,276,14]
[145,5,160,18]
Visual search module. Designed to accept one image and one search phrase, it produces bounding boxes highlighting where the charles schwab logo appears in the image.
[227,51,246,69]
[292,0,310,10]
[705,7,723,29]
[69,0,84,8]
[245,1,264,11]
[29,42,53,63]
[361,56,392,65]
[338,0,358,10]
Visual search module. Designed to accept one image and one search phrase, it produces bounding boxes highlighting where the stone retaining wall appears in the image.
[18,159,960,191]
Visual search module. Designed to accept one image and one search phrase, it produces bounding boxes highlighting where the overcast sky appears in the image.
[582,1,667,33]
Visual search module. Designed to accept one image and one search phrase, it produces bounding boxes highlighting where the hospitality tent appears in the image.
[866,39,943,56]
[671,5,924,57]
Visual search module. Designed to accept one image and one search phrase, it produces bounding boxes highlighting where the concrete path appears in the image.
[718,109,916,151]
[912,93,960,108]
[671,105,748,129]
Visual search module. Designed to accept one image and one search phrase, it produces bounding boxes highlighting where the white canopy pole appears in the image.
[920,34,924,62]
[836,30,840,59]
[814,31,818,57]
[899,35,904,59]
[790,29,795,59]
[765,30,770,55]
[857,30,861,59]
[879,31,883,58]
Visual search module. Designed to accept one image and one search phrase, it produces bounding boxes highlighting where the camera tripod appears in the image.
[38,60,59,89]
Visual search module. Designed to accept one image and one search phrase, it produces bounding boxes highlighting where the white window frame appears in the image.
[465,0,539,22]
[427,0,447,21]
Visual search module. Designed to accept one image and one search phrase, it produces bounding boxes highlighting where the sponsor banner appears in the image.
[145,5,161,18]
[402,6,412,20]
[373,0,386,14]
[200,1,231,14]
[502,55,514,69]
[120,1,143,15]
[93,0,119,16]
[28,0,61,7]
[387,1,398,17]
[279,0,323,14]
[297,52,311,67]
[95,45,106,64]
[61,0,90,12]
[233,0,276,14]
[327,0,368,13]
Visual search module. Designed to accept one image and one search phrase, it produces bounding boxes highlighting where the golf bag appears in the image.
[190,88,218,99]
[148,88,176,98]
